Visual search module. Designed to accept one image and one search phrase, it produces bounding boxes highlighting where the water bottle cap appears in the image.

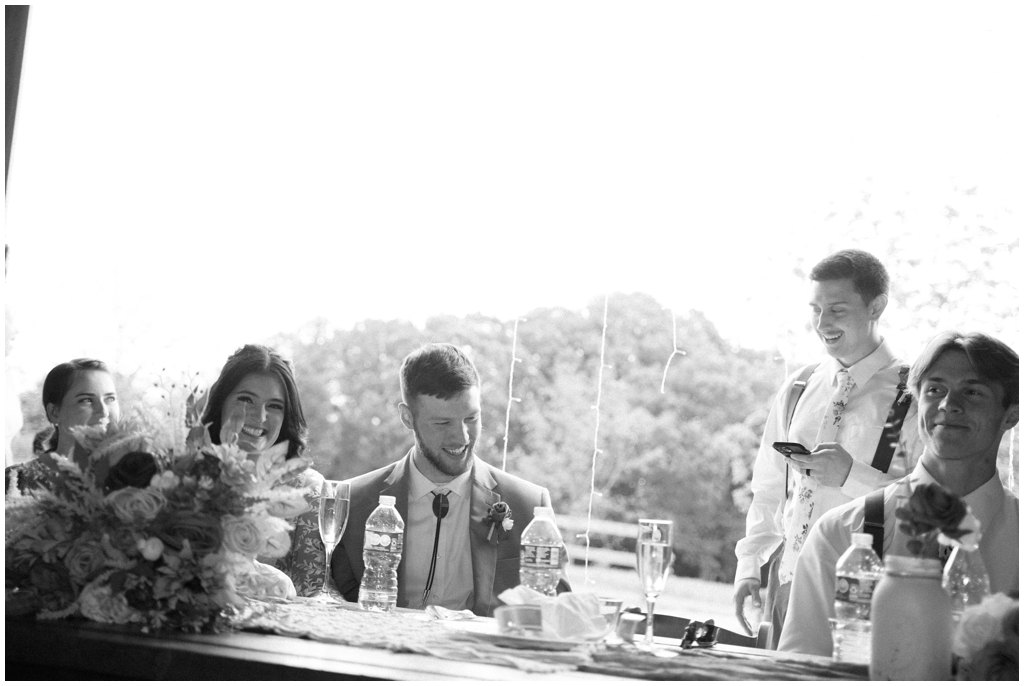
[379,495,396,506]
[852,533,874,547]
[533,506,554,518]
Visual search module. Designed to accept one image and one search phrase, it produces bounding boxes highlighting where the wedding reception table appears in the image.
[5,598,869,680]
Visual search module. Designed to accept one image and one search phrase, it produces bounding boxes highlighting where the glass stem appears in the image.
[645,597,656,646]
[321,544,333,596]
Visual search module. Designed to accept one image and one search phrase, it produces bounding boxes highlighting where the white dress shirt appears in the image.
[778,462,1020,657]
[401,459,475,611]
[734,340,923,583]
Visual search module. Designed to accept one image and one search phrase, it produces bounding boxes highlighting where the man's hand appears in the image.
[733,577,762,636]
[785,442,853,487]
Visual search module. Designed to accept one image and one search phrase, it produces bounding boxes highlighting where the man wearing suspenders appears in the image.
[779,331,1019,656]
[733,249,923,646]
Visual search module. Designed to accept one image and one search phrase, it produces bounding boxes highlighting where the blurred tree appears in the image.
[790,181,1020,489]
[274,292,784,580]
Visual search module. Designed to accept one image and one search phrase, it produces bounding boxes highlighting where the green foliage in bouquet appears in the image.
[5,390,311,632]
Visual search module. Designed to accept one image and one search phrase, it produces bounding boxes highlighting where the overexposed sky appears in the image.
[5,2,1022,393]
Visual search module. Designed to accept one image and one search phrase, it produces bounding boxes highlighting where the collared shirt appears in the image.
[778,462,1020,657]
[734,340,923,583]
[401,458,475,611]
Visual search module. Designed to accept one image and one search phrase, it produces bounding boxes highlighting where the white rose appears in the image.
[136,536,165,561]
[79,583,139,624]
[106,487,167,523]
[221,515,264,557]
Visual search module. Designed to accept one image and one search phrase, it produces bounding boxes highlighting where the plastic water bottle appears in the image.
[832,532,883,663]
[358,495,404,612]
[943,547,990,622]
[519,506,563,596]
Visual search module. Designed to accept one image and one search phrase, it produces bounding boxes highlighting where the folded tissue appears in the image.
[496,586,608,640]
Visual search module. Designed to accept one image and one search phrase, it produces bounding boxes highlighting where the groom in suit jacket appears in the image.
[331,343,568,617]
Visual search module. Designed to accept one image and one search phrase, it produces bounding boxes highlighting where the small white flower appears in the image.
[938,509,982,552]
[502,518,514,531]
[149,470,180,491]
[137,536,164,561]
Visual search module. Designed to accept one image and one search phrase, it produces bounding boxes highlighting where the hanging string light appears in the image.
[500,318,526,473]
[577,295,611,586]
[660,308,687,394]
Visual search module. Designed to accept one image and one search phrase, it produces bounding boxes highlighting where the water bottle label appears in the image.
[364,529,403,554]
[836,575,875,605]
[521,544,561,568]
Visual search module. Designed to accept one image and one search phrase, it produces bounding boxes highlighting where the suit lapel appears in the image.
[470,459,500,615]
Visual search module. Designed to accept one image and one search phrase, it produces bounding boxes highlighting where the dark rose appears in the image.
[485,501,513,543]
[28,560,73,594]
[1003,604,1019,642]
[896,483,968,538]
[104,451,159,492]
[194,452,223,481]
[488,502,511,521]
[159,512,223,556]
[65,538,107,582]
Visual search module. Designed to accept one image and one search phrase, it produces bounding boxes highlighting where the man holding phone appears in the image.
[732,249,924,646]
[779,331,1018,657]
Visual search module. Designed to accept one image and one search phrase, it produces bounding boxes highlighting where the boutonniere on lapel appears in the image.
[485,501,514,544]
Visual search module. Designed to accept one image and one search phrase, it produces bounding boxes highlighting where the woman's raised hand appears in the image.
[219,406,245,446]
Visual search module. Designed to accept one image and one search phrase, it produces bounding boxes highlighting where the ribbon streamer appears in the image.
[579,295,611,586]
[501,318,526,473]
[659,309,687,394]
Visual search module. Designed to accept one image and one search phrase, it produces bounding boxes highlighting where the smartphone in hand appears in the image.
[772,441,810,456]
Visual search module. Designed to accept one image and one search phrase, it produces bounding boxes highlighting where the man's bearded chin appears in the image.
[413,425,472,477]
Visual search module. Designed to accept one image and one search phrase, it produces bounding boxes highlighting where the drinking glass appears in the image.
[314,480,350,603]
[636,518,674,649]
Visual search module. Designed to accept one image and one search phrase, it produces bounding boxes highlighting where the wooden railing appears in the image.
[554,514,638,569]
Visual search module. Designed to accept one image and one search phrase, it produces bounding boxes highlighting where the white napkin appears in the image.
[497,586,606,640]
[498,585,548,606]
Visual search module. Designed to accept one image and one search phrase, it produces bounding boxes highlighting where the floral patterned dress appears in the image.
[5,453,68,495]
[264,467,330,597]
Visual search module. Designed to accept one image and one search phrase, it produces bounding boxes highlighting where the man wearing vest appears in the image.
[733,249,923,646]
[779,331,1019,656]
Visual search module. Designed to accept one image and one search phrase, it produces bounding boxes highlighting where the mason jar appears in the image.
[870,555,953,680]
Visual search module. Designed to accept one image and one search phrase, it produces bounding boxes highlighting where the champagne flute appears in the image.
[636,518,674,650]
[315,480,350,603]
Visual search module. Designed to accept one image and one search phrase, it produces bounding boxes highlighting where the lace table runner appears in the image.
[233,597,585,674]
[579,647,868,681]
[233,598,867,680]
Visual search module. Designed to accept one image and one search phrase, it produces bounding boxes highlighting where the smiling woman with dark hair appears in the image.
[201,344,329,597]
[6,358,121,494]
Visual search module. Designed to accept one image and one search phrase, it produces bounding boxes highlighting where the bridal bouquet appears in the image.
[5,391,311,632]
[953,593,1019,680]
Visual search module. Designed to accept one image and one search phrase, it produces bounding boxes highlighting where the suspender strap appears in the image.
[783,364,818,500]
[869,365,911,474]
[863,489,886,560]
[784,364,819,431]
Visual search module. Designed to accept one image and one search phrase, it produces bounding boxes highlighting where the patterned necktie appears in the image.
[779,368,855,585]
[422,489,450,602]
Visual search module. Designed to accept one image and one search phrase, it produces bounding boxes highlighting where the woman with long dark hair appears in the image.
[202,344,327,596]
[6,358,120,492]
